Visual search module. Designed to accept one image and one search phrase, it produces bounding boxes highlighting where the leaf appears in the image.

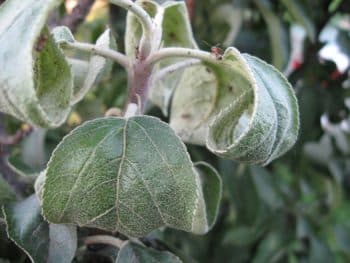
[71,29,117,104]
[192,162,222,233]
[42,116,222,237]
[21,128,47,170]
[253,0,289,69]
[0,0,73,128]
[304,134,333,165]
[0,176,16,207]
[250,166,284,209]
[212,4,243,47]
[170,48,299,165]
[116,241,182,263]
[51,26,75,45]
[2,195,77,263]
[125,0,198,115]
[280,0,316,42]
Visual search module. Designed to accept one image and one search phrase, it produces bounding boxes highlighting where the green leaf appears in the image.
[170,48,299,165]
[125,0,198,114]
[116,241,182,263]
[42,116,221,237]
[253,0,289,69]
[71,29,117,104]
[192,162,222,233]
[0,176,16,207]
[2,195,77,263]
[250,166,284,209]
[281,0,316,42]
[0,0,73,128]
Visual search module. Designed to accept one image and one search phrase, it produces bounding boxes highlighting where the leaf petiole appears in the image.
[84,235,125,248]
[64,41,131,70]
[146,47,220,66]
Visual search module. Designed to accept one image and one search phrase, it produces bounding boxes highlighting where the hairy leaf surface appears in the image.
[170,48,299,165]
[116,241,182,263]
[0,0,73,127]
[42,116,221,237]
[2,195,77,263]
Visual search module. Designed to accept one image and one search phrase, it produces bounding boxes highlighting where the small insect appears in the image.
[211,46,223,60]
[35,34,48,52]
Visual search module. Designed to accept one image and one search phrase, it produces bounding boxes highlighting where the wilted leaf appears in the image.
[171,48,299,165]
[0,0,73,127]
[42,116,221,237]
[116,241,182,263]
[2,195,77,263]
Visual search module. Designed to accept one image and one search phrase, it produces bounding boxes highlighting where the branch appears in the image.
[61,0,96,33]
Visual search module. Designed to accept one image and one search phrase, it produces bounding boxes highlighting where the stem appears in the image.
[84,235,125,248]
[146,47,219,65]
[127,61,153,113]
[109,0,153,36]
[65,41,130,69]
[151,59,200,84]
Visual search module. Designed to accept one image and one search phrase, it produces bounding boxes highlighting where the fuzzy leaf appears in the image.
[125,0,197,114]
[71,29,117,104]
[51,26,75,45]
[0,0,73,128]
[2,195,77,263]
[116,241,182,263]
[170,48,299,165]
[42,116,221,237]
[191,162,222,233]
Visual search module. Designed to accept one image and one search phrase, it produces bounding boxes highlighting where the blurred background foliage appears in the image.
[1,0,350,262]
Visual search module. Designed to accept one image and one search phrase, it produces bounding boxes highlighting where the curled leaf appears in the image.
[42,116,221,237]
[0,0,73,127]
[170,48,299,165]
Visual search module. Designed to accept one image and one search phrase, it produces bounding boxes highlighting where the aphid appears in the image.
[211,46,223,60]
[35,34,48,52]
